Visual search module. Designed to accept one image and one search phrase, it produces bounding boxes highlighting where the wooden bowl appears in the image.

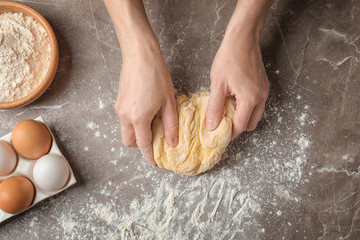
[0,1,59,109]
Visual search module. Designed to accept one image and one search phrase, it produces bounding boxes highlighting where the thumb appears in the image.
[206,86,226,131]
[161,98,179,147]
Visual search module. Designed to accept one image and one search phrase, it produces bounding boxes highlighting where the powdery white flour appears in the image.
[0,12,51,102]
[37,92,314,239]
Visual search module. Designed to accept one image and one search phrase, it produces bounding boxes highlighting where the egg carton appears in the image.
[0,116,76,223]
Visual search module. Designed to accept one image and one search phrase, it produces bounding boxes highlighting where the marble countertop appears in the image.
[1,0,359,239]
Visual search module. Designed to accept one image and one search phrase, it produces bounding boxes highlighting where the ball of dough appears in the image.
[152,91,235,175]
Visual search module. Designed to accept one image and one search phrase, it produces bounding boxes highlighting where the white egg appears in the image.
[0,141,17,176]
[33,154,69,191]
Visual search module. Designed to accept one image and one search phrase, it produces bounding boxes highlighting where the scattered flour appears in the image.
[99,99,104,109]
[45,91,315,239]
[0,12,51,102]
[297,135,310,150]
[298,113,307,126]
[29,216,38,227]
[86,121,98,130]
[58,214,78,239]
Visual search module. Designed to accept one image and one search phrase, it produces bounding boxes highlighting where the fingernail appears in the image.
[141,146,156,166]
[171,136,178,146]
[143,155,156,166]
[206,119,216,130]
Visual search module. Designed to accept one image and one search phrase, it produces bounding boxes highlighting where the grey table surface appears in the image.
[1,0,360,239]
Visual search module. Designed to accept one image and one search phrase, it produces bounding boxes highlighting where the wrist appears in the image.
[104,0,162,60]
[114,19,162,61]
[119,29,161,59]
[224,22,261,45]
[224,0,274,43]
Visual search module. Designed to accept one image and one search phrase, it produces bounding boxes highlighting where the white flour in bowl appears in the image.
[0,12,51,103]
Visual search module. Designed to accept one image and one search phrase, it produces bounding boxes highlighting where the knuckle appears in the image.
[207,102,223,114]
[262,91,269,101]
[164,99,177,113]
[118,109,127,120]
[210,78,224,90]
[137,141,151,149]
[210,71,219,80]
[262,87,270,101]
[166,88,175,98]
[115,104,128,120]
[163,122,179,131]
[206,112,220,123]
[247,95,258,107]
[207,104,218,112]
[114,103,120,114]
[114,101,120,111]
[131,111,147,125]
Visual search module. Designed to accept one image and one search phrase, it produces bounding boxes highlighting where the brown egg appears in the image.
[11,120,52,159]
[0,176,35,214]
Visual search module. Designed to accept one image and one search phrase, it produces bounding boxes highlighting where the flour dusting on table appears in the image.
[43,91,315,239]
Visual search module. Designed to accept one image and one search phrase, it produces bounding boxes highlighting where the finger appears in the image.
[120,123,137,147]
[206,85,227,131]
[231,100,255,139]
[161,99,179,147]
[134,123,156,166]
[246,103,265,131]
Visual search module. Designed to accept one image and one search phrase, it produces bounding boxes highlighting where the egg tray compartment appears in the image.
[0,116,76,223]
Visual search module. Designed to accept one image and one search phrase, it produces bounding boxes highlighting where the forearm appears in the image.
[103,0,160,60]
[225,0,274,43]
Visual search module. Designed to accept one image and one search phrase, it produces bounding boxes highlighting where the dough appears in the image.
[152,91,235,175]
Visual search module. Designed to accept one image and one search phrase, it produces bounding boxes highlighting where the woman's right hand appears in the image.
[104,0,178,165]
[114,42,179,165]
